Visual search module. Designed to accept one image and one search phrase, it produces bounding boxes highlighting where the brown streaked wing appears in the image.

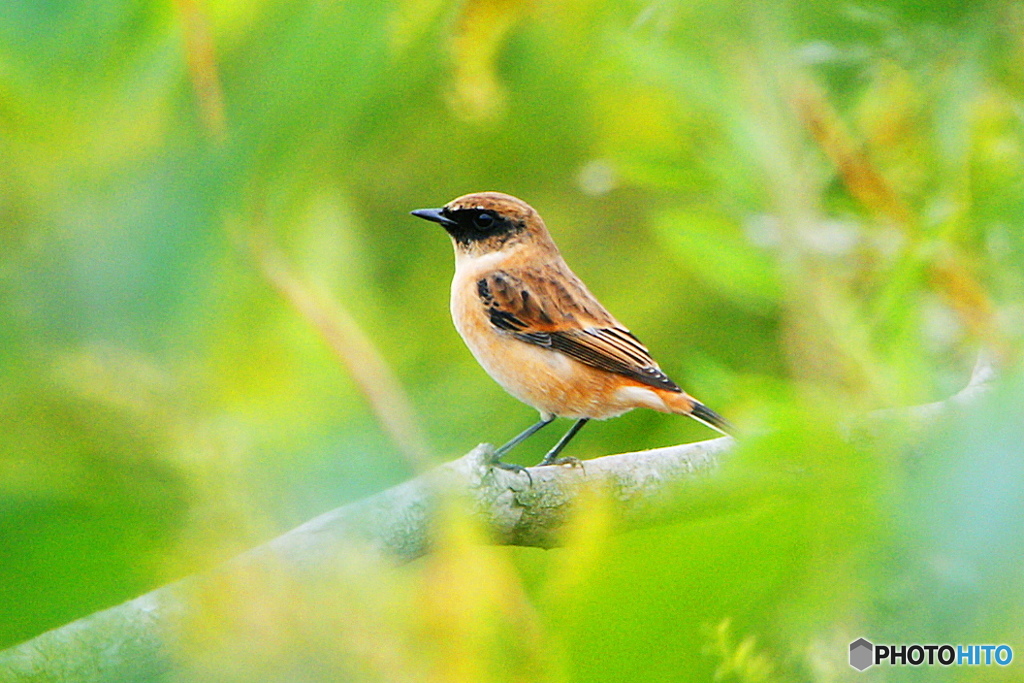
[476,269,681,392]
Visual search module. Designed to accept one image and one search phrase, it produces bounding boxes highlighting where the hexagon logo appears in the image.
[850,638,874,671]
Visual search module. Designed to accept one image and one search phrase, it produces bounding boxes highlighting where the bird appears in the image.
[411,191,729,471]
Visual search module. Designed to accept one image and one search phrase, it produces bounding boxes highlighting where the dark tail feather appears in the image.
[690,401,733,436]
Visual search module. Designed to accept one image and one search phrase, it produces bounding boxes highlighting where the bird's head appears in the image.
[411,192,554,257]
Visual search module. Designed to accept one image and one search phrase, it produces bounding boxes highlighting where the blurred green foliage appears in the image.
[2,0,1023,680]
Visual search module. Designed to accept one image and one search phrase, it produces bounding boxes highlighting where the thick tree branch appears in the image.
[0,358,996,682]
[0,437,740,682]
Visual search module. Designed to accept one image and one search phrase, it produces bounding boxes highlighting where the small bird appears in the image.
[412,192,729,470]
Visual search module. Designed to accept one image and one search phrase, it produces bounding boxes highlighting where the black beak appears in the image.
[410,207,457,228]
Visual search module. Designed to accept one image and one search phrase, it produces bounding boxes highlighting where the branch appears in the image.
[0,357,997,681]
[845,352,998,442]
[0,437,743,681]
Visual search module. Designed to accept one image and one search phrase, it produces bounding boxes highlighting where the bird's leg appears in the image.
[494,415,555,458]
[489,416,556,483]
[539,418,589,466]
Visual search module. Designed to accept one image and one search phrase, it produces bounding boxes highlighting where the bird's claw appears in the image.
[540,455,583,469]
[489,455,533,486]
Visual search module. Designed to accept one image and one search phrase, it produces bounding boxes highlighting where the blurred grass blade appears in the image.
[251,236,431,469]
[174,0,227,140]
[792,76,1008,364]
[930,251,1010,362]
[791,76,911,227]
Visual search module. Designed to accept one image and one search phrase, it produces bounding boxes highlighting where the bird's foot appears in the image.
[489,453,533,486]
[539,455,584,469]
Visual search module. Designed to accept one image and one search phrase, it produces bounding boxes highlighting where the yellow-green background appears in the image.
[2,0,1023,680]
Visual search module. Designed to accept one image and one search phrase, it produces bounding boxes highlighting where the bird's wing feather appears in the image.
[477,268,681,392]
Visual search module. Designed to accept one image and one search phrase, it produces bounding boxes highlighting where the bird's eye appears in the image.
[473,211,496,230]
